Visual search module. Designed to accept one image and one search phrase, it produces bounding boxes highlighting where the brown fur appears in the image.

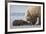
[27,6,41,25]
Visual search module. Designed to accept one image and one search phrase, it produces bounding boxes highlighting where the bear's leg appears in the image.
[38,17,41,25]
[32,18,37,25]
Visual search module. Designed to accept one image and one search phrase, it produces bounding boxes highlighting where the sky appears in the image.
[10,5,27,13]
[10,5,28,20]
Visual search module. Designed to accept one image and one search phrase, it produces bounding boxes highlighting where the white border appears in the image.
[7,3,43,32]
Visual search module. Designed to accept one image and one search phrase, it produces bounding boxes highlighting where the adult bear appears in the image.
[27,6,41,25]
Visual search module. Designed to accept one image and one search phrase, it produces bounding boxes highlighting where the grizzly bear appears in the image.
[27,6,41,25]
